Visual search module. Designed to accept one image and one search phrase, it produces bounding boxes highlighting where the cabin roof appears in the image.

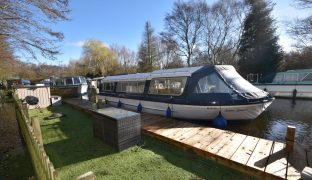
[149,66,203,79]
[283,69,312,74]
[257,68,312,84]
[92,76,105,80]
[101,66,204,82]
[103,73,150,82]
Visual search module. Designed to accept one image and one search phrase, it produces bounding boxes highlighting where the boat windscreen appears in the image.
[80,77,87,83]
[215,66,268,99]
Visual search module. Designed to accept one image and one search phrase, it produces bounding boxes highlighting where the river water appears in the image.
[225,98,312,150]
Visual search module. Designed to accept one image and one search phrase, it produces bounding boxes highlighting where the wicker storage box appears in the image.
[92,107,141,151]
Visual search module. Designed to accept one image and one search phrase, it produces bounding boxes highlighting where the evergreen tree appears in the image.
[138,22,159,72]
[238,0,283,77]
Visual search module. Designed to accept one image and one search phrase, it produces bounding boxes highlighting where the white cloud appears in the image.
[74,40,86,47]
[66,40,86,47]
[66,40,109,48]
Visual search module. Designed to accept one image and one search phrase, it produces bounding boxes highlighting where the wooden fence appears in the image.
[15,86,51,109]
[13,93,60,180]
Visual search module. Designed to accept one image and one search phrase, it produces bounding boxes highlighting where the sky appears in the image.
[42,0,310,65]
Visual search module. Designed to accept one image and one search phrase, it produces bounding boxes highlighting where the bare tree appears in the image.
[201,0,246,65]
[0,0,69,60]
[295,0,312,8]
[289,0,312,47]
[164,0,207,67]
[0,36,16,79]
[110,44,137,72]
[0,36,14,60]
[159,32,184,68]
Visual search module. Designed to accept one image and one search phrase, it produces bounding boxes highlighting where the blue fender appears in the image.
[212,111,227,129]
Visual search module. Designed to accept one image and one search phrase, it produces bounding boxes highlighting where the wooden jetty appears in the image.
[63,98,311,180]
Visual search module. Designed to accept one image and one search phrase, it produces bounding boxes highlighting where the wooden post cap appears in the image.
[286,126,296,152]
[286,126,296,141]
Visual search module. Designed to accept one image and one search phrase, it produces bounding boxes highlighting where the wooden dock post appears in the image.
[90,86,98,104]
[97,99,104,109]
[286,126,296,152]
[31,117,43,145]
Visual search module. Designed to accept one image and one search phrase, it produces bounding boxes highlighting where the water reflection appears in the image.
[226,99,312,150]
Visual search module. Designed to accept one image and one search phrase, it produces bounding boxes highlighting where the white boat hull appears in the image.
[79,84,89,100]
[98,95,273,121]
[255,84,312,99]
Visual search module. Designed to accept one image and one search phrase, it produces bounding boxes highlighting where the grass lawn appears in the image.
[29,105,256,180]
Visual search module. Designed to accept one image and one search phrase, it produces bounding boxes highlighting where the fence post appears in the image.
[13,93,59,180]
[286,126,296,152]
[31,117,43,145]
[22,103,29,119]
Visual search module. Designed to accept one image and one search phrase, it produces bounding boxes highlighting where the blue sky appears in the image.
[43,0,309,65]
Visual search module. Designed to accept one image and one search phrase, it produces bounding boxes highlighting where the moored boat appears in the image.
[50,76,88,99]
[98,65,274,121]
[251,69,312,99]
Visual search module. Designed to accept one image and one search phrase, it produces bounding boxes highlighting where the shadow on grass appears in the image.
[32,105,117,169]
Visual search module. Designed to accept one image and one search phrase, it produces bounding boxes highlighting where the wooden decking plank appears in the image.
[286,145,308,180]
[166,124,198,140]
[173,126,206,142]
[142,118,175,131]
[287,163,301,180]
[192,128,224,149]
[246,139,273,171]
[265,142,287,179]
[204,131,236,154]
[144,113,162,118]
[308,150,312,167]
[181,127,215,146]
[141,114,167,125]
[159,122,191,137]
[140,113,159,120]
[153,121,186,136]
[216,133,247,159]
[231,136,260,165]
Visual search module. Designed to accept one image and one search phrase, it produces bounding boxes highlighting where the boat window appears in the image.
[80,77,87,84]
[148,77,187,95]
[73,77,80,84]
[302,73,312,81]
[193,73,233,93]
[54,79,65,86]
[116,81,145,93]
[217,68,266,95]
[65,78,73,85]
[273,74,284,82]
[103,82,114,91]
[284,73,298,82]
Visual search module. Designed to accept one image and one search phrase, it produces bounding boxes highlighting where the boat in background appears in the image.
[50,76,88,99]
[250,69,312,99]
[98,65,274,121]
